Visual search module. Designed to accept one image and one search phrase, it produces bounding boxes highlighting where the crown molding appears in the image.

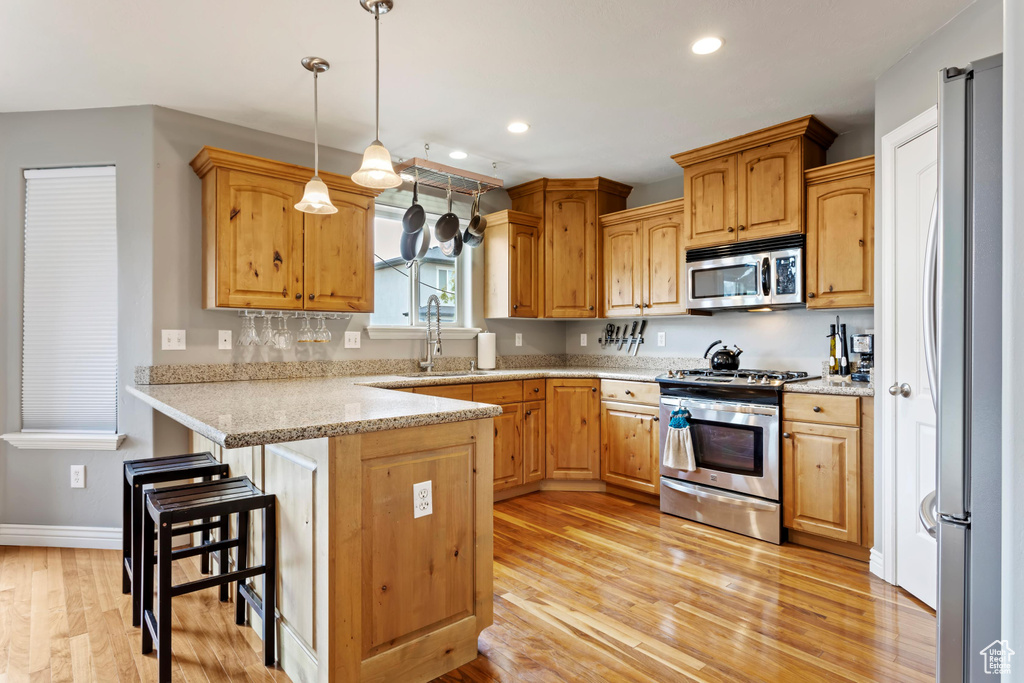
[481,210,542,228]
[506,177,633,199]
[599,198,686,226]
[804,155,876,185]
[671,115,839,168]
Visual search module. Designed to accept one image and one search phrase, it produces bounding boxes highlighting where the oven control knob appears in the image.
[747,375,756,384]
[760,375,770,385]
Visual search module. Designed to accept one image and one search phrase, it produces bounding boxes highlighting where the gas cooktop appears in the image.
[657,368,815,388]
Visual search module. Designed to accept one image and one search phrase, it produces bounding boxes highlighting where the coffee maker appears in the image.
[850,333,874,382]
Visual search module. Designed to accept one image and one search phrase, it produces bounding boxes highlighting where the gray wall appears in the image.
[0,107,160,528]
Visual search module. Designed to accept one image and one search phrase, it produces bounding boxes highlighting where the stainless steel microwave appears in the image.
[685,235,805,311]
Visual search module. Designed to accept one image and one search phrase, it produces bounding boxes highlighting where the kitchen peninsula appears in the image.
[128,378,500,683]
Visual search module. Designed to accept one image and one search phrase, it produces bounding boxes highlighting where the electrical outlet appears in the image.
[218,330,232,349]
[413,480,433,518]
[657,331,666,347]
[345,331,361,349]
[515,333,523,347]
[161,329,186,350]
[580,333,587,347]
[70,465,85,489]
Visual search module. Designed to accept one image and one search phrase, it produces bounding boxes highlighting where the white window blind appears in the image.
[21,166,118,433]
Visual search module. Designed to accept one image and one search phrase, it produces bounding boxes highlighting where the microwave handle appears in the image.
[761,257,771,296]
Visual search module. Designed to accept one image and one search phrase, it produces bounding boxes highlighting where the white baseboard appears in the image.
[0,524,121,549]
[869,547,888,582]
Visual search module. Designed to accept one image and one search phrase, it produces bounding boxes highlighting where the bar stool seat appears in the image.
[122,452,229,626]
[140,476,276,683]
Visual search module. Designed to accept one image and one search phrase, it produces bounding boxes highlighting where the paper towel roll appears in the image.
[477,332,496,370]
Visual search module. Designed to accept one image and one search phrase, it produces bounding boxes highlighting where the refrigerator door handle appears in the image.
[922,193,940,414]
[936,67,969,520]
[918,490,938,538]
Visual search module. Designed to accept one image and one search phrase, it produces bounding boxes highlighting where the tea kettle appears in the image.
[704,340,743,371]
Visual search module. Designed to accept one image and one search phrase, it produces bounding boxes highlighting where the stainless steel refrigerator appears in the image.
[930,54,1003,681]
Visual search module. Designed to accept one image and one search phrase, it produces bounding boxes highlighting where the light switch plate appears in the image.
[70,465,85,489]
[580,333,587,347]
[515,333,523,347]
[218,330,232,349]
[657,331,666,347]
[413,480,432,518]
[161,329,186,350]
[344,331,361,349]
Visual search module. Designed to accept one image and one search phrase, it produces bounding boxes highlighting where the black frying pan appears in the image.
[402,177,425,234]
[434,182,460,242]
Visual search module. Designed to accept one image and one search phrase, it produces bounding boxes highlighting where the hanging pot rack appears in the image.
[394,157,503,196]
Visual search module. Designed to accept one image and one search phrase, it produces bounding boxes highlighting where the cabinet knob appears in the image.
[783,432,791,439]
[591,387,597,392]
[807,292,816,299]
[625,390,633,396]
[652,416,660,422]
[589,305,595,311]
[738,225,746,231]
[727,227,735,233]
[309,294,315,301]
[513,304,518,310]
[859,239,865,247]
[828,285,834,292]
[634,303,641,309]
[533,387,540,393]
[812,406,822,413]
[525,410,532,417]
[295,293,302,300]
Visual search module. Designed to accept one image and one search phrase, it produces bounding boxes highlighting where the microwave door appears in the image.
[769,248,804,306]
[687,254,771,310]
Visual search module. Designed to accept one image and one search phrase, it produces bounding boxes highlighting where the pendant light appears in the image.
[295,56,338,214]
[352,0,403,190]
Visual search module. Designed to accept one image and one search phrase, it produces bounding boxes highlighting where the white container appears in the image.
[477,332,496,370]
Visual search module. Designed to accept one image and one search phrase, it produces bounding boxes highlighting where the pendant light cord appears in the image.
[313,69,320,176]
[374,7,381,143]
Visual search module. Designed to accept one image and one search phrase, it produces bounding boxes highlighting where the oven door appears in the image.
[685,253,771,310]
[659,397,780,501]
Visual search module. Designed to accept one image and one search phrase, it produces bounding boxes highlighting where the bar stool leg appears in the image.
[122,474,131,594]
[157,516,173,682]
[200,476,211,575]
[131,483,145,627]
[235,510,249,625]
[140,507,155,655]
[263,500,276,666]
[219,514,230,602]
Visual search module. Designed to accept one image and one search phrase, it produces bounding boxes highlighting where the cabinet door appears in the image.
[806,173,874,308]
[782,420,860,543]
[600,401,660,495]
[601,221,642,317]
[641,212,687,315]
[510,222,541,318]
[522,400,546,484]
[304,190,374,312]
[493,403,524,492]
[545,190,598,317]
[545,380,601,479]
[737,138,802,240]
[215,170,305,309]
[684,156,738,248]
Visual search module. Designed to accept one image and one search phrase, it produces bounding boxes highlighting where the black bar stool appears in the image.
[140,476,276,682]
[123,452,229,626]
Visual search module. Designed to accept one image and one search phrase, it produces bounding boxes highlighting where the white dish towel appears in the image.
[663,424,696,472]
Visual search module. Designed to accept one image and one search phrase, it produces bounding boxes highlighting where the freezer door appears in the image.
[937,519,967,682]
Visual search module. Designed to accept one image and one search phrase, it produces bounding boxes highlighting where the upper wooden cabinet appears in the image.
[507,178,632,318]
[599,199,693,317]
[805,156,875,309]
[672,116,837,249]
[191,146,381,312]
[545,379,601,479]
[482,211,542,318]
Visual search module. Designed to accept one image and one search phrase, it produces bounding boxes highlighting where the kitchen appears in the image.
[0,1,1021,682]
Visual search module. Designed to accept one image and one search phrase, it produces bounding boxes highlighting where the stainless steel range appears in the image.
[657,368,813,544]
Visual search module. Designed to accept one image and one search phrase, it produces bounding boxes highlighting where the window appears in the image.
[369,204,468,331]
[1,167,123,450]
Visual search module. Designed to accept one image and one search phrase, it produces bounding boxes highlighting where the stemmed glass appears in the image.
[297,314,315,343]
[313,315,331,343]
[273,313,294,350]
[257,313,275,346]
[237,314,259,346]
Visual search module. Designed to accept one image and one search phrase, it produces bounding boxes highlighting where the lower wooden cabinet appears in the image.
[782,419,861,543]
[522,400,546,484]
[546,379,601,479]
[600,401,660,495]
[492,404,524,492]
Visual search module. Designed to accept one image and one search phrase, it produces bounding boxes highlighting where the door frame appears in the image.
[875,105,937,583]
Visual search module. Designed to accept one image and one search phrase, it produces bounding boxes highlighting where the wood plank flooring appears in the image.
[0,491,935,682]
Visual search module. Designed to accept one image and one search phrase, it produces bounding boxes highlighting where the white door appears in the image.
[892,125,939,608]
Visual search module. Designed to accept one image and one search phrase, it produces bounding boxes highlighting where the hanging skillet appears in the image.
[440,227,463,257]
[400,223,431,263]
[466,183,488,236]
[434,178,460,242]
[462,190,484,247]
[402,172,425,234]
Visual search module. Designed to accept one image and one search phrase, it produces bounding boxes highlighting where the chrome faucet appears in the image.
[420,294,442,371]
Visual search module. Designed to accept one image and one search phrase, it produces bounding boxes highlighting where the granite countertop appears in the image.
[783,377,875,397]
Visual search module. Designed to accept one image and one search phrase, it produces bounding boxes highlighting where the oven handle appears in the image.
[660,397,778,417]
[661,479,778,512]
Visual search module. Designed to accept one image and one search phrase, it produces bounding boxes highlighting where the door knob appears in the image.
[889,382,912,397]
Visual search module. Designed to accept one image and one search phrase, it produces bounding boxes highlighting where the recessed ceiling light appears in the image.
[449,150,468,160]
[691,36,723,55]
[507,122,530,134]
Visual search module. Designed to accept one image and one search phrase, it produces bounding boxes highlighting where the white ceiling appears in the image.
[2,0,972,186]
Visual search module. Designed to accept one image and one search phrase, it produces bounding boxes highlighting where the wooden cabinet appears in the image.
[492,404,524,492]
[599,199,692,317]
[482,211,542,318]
[672,116,836,249]
[545,379,601,479]
[805,156,875,309]
[507,178,632,318]
[782,420,860,543]
[191,146,381,312]
[600,401,660,495]
[522,400,546,484]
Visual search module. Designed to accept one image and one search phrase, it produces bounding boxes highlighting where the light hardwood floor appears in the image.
[0,491,935,682]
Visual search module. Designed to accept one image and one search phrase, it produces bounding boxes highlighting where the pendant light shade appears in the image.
[296,56,338,215]
[353,0,403,190]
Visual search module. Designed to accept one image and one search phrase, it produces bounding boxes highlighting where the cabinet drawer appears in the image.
[600,379,659,405]
[524,379,545,399]
[783,393,860,426]
[473,380,524,404]
[413,384,475,401]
